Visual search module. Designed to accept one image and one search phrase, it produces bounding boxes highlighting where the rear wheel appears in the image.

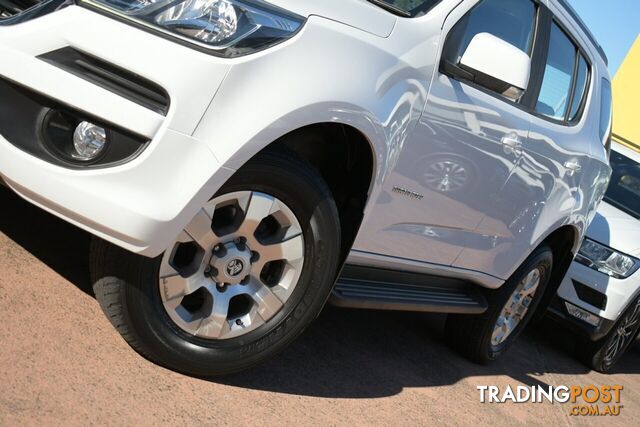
[578,296,640,373]
[446,245,553,363]
[91,150,341,376]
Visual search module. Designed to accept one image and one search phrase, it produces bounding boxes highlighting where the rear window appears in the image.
[604,150,640,219]
[535,22,591,123]
[536,23,577,119]
[370,0,441,17]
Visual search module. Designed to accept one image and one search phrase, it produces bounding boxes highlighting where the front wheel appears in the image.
[90,150,341,376]
[446,245,553,363]
[577,296,640,373]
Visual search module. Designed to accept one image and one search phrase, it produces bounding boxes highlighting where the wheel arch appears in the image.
[536,224,582,318]
[146,101,389,259]
[253,123,377,263]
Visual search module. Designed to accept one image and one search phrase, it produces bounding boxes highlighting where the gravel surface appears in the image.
[1,186,639,426]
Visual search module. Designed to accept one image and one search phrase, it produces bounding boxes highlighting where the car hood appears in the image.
[268,0,397,38]
[586,202,640,257]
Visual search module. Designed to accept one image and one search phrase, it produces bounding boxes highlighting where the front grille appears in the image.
[0,0,43,20]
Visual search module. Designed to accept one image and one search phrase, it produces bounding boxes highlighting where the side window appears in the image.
[568,54,590,120]
[599,79,612,143]
[443,0,537,98]
[446,0,537,60]
[535,23,576,119]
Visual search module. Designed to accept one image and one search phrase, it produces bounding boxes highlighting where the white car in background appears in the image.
[551,142,640,372]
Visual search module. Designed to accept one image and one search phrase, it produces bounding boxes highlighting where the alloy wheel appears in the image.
[158,191,304,340]
[491,268,541,347]
[603,298,640,368]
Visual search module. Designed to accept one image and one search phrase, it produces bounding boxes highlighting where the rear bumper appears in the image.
[0,6,235,256]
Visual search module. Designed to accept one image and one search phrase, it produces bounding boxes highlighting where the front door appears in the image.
[353,0,540,267]
[454,11,596,278]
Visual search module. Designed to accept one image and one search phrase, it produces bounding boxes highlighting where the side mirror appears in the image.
[454,33,531,101]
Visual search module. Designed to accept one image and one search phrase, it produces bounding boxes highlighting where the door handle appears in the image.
[501,136,522,156]
[564,161,582,176]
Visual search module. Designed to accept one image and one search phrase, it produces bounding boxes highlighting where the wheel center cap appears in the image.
[209,241,252,285]
[226,258,245,277]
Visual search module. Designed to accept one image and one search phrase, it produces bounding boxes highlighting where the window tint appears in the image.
[445,0,536,65]
[536,23,576,119]
[604,150,640,219]
[568,55,589,120]
[599,79,612,142]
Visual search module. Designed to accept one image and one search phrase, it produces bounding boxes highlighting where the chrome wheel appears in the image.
[159,191,304,340]
[603,299,640,367]
[491,268,541,346]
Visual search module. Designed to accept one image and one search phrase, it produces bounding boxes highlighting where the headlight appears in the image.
[575,238,640,279]
[80,0,305,57]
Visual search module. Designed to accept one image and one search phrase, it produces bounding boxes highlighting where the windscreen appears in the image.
[604,150,640,219]
[372,0,441,17]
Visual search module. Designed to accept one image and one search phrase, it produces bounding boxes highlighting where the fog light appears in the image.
[565,302,601,327]
[73,121,107,160]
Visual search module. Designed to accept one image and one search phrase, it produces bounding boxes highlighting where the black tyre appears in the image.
[577,296,640,373]
[91,150,341,376]
[446,245,553,363]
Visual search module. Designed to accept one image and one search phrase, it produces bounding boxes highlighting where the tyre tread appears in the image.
[91,238,155,362]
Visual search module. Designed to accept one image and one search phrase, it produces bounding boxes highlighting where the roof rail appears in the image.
[555,0,608,66]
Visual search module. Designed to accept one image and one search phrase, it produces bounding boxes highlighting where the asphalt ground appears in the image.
[1,185,638,426]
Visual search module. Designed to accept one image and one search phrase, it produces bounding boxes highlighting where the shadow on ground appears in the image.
[0,186,92,295]
[1,185,638,399]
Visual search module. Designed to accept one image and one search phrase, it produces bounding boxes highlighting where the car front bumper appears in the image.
[551,261,640,340]
[0,5,234,256]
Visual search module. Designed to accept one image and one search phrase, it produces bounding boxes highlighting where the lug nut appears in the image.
[235,237,247,250]
[235,319,244,326]
[213,244,227,257]
[204,266,218,278]
[250,251,260,263]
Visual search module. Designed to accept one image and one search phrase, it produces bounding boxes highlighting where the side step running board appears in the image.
[330,265,488,314]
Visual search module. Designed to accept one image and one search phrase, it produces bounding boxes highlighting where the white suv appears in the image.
[551,142,640,372]
[0,0,612,375]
